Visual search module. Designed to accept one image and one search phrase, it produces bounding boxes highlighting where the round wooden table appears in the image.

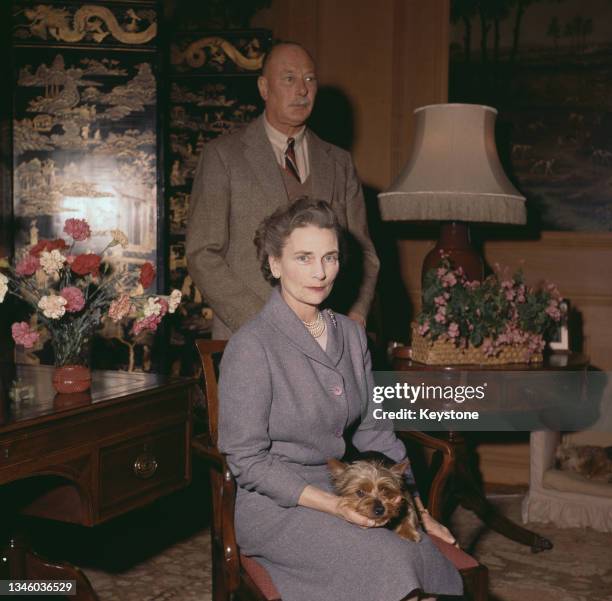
[392,351,589,553]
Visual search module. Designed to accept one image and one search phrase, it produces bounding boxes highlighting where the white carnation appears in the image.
[168,289,182,313]
[0,273,8,303]
[38,294,67,319]
[143,296,162,317]
[39,249,66,276]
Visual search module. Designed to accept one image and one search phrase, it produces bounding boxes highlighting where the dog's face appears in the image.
[556,444,582,472]
[556,443,612,480]
[328,459,409,526]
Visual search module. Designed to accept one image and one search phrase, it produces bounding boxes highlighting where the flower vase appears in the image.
[51,334,92,394]
[52,365,92,394]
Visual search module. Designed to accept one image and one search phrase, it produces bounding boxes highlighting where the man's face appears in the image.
[258,45,318,135]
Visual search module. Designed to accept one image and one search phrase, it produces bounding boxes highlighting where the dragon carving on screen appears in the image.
[23,4,157,45]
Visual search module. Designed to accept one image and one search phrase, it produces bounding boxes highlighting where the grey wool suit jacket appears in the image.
[186,115,380,336]
[216,290,464,601]
[218,287,406,508]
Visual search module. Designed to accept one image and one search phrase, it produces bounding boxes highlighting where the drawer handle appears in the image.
[133,452,158,479]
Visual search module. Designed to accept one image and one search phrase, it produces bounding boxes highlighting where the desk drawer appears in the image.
[99,425,186,513]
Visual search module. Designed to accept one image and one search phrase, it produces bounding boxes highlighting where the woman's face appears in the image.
[268,225,340,319]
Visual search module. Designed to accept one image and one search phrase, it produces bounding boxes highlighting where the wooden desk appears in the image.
[0,365,195,599]
[393,352,589,553]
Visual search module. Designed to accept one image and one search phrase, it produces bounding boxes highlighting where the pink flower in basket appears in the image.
[415,256,565,363]
[447,322,460,339]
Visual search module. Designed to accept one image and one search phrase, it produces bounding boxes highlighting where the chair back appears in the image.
[195,339,227,445]
[194,340,240,596]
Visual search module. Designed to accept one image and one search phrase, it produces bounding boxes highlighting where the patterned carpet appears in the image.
[25,470,612,601]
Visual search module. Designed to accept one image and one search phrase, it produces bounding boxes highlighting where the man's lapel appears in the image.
[307,130,335,201]
[242,116,286,209]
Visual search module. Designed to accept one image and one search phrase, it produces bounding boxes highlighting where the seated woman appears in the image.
[218,198,463,601]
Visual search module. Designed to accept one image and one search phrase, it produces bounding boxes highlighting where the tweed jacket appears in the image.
[217,288,405,508]
[186,115,380,336]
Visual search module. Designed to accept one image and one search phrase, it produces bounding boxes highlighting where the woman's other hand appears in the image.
[420,511,458,547]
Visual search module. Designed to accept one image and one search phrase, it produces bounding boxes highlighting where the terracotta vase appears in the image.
[52,365,92,394]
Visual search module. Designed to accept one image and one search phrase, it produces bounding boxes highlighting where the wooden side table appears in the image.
[393,351,589,553]
[0,366,196,599]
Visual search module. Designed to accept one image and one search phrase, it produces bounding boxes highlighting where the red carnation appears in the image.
[29,238,68,258]
[70,253,101,277]
[140,262,156,288]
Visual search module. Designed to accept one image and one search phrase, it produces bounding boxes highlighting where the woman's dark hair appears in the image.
[254,197,343,286]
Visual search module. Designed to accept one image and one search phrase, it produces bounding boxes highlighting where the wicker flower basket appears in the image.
[411,324,543,366]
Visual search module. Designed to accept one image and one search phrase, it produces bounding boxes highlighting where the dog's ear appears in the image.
[390,460,411,477]
[327,458,347,476]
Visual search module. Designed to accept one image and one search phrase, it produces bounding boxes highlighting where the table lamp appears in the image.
[378,103,526,283]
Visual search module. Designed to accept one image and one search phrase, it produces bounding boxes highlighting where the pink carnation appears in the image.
[434,306,447,323]
[60,286,85,312]
[441,273,457,288]
[133,313,161,335]
[447,322,460,338]
[108,294,132,322]
[418,320,430,336]
[11,321,39,349]
[434,295,447,306]
[545,303,561,321]
[15,255,40,276]
[64,218,91,241]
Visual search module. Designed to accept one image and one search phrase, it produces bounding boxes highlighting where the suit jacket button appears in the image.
[332,385,343,396]
[334,428,343,438]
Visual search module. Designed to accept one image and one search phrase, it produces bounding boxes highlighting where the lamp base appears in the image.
[422,222,484,284]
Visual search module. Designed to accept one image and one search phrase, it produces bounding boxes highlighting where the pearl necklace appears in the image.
[302,311,326,338]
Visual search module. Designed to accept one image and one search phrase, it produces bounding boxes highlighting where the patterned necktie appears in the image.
[284,137,301,182]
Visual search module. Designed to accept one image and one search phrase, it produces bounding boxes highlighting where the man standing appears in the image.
[186,42,379,338]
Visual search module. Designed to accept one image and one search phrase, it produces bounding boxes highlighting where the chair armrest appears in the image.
[192,434,225,470]
[399,431,454,456]
[398,432,456,520]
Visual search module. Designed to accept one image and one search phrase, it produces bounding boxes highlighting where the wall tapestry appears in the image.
[450,0,612,231]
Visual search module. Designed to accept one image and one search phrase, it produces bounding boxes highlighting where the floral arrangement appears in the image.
[415,255,565,361]
[0,218,181,368]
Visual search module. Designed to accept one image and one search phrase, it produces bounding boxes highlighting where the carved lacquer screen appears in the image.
[166,30,270,374]
[12,0,161,369]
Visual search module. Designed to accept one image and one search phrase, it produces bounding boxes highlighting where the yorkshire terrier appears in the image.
[328,456,421,542]
[556,443,612,483]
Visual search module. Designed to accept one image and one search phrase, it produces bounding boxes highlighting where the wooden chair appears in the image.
[194,340,488,601]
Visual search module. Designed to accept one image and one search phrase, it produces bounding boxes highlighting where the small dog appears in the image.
[327,457,421,542]
[556,443,612,483]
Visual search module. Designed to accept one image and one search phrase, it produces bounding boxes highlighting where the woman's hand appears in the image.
[334,500,375,528]
[298,485,375,528]
[420,511,459,547]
